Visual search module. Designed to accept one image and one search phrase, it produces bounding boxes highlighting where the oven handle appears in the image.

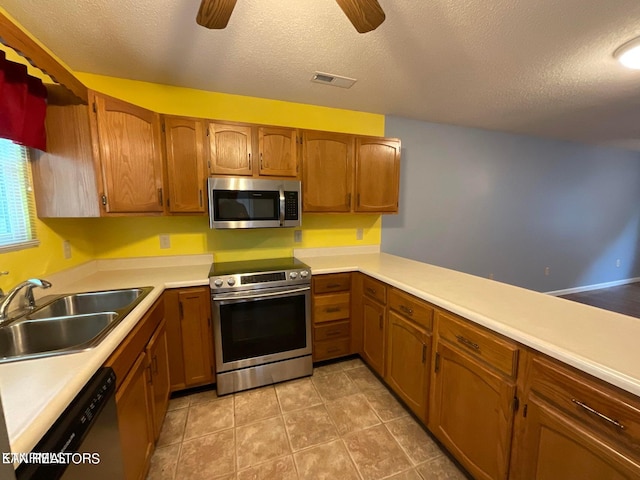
[279,186,285,226]
[213,286,310,302]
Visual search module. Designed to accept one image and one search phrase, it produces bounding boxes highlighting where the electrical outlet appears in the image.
[294,230,302,243]
[488,273,494,280]
[159,234,171,249]
[356,228,364,240]
[544,266,550,276]
[63,240,72,259]
[616,258,621,268]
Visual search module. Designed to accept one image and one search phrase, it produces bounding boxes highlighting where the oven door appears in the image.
[212,286,311,373]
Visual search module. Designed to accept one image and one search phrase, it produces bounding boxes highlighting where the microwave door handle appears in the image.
[279,187,285,226]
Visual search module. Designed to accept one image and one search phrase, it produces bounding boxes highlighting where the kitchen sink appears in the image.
[27,288,148,320]
[0,286,153,363]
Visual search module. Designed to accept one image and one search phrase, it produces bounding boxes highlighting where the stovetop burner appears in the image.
[209,257,311,293]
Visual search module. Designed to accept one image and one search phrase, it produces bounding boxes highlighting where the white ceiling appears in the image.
[4,0,640,149]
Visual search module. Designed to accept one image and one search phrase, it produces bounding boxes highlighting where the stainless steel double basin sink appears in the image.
[0,287,153,363]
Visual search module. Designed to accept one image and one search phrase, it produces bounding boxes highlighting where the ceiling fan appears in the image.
[196,0,386,33]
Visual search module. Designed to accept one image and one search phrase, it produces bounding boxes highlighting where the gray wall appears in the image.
[382,116,640,292]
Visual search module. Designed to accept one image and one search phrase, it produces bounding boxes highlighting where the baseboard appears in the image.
[546,277,640,296]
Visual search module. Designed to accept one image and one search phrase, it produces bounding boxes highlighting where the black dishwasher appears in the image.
[16,367,124,480]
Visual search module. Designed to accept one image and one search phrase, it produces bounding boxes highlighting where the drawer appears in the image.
[363,276,387,304]
[530,356,640,447]
[314,320,350,341]
[388,288,433,331]
[313,292,350,323]
[313,273,351,294]
[314,337,351,361]
[437,310,518,378]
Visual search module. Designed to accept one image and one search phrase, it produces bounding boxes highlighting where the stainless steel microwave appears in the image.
[208,177,302,229]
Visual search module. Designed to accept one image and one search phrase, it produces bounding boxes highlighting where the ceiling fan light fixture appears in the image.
[614,37,640,69]
[311,72,357,88]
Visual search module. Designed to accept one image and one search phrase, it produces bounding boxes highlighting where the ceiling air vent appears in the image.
[311,72,357,89]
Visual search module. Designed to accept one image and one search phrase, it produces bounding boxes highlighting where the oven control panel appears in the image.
[210,269,311,292]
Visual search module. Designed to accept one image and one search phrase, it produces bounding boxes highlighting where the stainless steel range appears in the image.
[209,257,312,395]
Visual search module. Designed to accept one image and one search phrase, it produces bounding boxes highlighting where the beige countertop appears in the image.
[3,249,639,462]
[296,250,640,398]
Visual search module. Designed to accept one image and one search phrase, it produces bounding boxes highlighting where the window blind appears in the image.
[0,138,38,252]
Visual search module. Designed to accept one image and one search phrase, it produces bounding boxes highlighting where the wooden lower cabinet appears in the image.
[516,393,640,479]
[165,287,215,391]
[312,273,352,361]
[429,342,516,480]
[115,352,154,480]
[385,310,431,422]
[146,319,171,439]
[362,296,386,376]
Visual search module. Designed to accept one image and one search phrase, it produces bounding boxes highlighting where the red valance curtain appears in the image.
[0,50,47,151]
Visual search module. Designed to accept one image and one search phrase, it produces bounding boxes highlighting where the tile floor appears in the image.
[147,357,468,480]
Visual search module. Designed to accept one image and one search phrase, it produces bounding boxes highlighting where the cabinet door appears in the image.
[163,116,206,213]
[385,311,430,422]
[116,352,154,480]
[258,127,298,177]
[146,319,171,440]
[179,288,215,387]
[92,92,164,213]
[362,296,385,376]
[302,131,354,212]
[208,123,253,176]
[354,137,400,213]
[517,393,640,479]
[429,342,515,480]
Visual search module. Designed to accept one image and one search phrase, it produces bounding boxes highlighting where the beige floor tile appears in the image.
[293,439,360,480]
[184,396,234,440]
[326,393,381,435]
[312,372,359,402]
[416,456,467,480]
[189,388,221,405]
[176,429,235,479]
[362,387,409,423]
[146,443,180,480]
[346,366,383,391]
[344,424,412,480]
[384,469,423,480]
[283,404,339,451]
[237,455,298,480]
[385,417,443,465]
[340,357,365,371]
[275,377,322,413]
[167,396,190,411]
[234,386,280,426]
[312,362,345,376]
[157,408,188,447]
[236,416,291,470]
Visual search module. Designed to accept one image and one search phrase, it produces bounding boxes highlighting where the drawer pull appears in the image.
[326,283,342,289]
[325,330,343,337]
[571,399,626,430]
[400,304,413,316]
[456,335,480,352]
[325,307,341,313]
[366,287,376,295]
[327,347,341,354]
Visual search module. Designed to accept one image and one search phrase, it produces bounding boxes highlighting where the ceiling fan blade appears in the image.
[196,0,238,29]
[335,0,386,33]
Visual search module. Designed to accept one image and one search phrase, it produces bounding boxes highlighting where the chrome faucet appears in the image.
[0,279,52,322]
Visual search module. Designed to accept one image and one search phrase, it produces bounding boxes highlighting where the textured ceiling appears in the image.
[3,0,640,149]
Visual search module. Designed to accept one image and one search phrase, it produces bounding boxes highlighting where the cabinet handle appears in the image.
[146,364,153,383]
[357,193,360,206]
[152,355,158,374]
[179,301,184,319]
[378,314,383,330]
[325,330,342,337]
[325,307,341,313]
[327,347,341,354]
[326,283,342,289]
[434,352,440,373]
[347,193,351,206]
[456,335,480,352]
[366,287,376,295]
[199,189,203,207]
[248,153,252,170]
[158,188,163,206]
[422,344,427,363]
[260,152,263,169]
[571,399,626,430]
[400,305,413,316]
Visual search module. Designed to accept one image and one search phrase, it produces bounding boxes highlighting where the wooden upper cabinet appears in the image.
[208,122,253,176]
[162,116,207,214]
[91,91,164,214]
[355,137,401,213]
[302,131,354,212]
[258,127,298,177]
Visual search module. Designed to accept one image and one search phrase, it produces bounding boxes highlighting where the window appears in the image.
[0,138,38,252]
